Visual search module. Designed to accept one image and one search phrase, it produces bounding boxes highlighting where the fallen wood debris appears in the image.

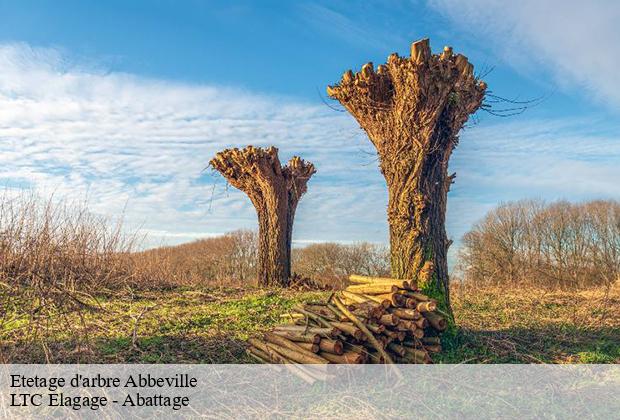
[246,274,447,365]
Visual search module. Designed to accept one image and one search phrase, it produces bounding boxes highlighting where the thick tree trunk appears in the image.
[385,147,451,304]
[255,200,289,286]
[328,39,486,310]
[210,147,315,287]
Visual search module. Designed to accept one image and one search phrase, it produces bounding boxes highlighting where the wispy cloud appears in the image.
[0,42,618,269]
[429,0,620,108]
[0,42,387,248]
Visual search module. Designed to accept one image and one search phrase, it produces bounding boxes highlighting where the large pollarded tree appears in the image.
[327,39,486,308]
[210,146,315,287]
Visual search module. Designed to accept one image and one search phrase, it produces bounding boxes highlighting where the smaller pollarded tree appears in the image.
[210,146,315,287]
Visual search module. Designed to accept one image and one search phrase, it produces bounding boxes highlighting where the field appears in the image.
[3,284,618,364]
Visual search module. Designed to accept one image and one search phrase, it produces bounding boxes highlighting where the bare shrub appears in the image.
[458,199,620,289]
[134,230,258,287]
[0,191,139,360]
[292,242,390,288]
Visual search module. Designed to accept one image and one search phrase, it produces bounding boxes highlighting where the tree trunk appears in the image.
[328,39,486,310]
[385,146,451,303]
[210,146,315,287]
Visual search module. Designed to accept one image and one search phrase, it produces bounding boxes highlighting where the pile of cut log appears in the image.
[246,274,447,365]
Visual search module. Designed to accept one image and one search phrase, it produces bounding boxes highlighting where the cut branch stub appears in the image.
[326,38,486,155]
[210,146,315,287]
[327,38,487,310]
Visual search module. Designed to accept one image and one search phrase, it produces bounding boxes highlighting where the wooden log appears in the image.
[370,306,386,319]
[411,328,424,339]
[392,290,431,301]
[273,325,339,338]
[264,341,327,365]
[362,294,392,308]
[341,290,369,303]
[349,274,413,286]
[414,317,428,329]
[416,301,436,313]
[404,298,418,309]
[272,330,321,344]
[263,332,329,364]
[318,339,344,355]
[342,342,365,353]
[349,308,371,320]
[327,303,349,321]
[395,320,416,331]
[391,308,421,320]
[366,323,386,334]
[246,347,274,364]
[248,338,294,364]
[304,304,337,320]
[387,342,408,357]
[340,296,359,306]
[409,292,431,302]
[424,312,447,331]
[293,306,333,328]
[383,329,406,341]
[347,283,401,295]
[343,343,382,363]
[297,342,321,353]
[421,336,441,345]
[378,335,393,348]
[320,351,365,364]
[330,322,365,341]
[390,293,406,307]
[361,293,383,303]
[333,296,399,368]
[378,313,400,326]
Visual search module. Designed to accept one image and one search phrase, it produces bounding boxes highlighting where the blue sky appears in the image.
[0,1,619,267]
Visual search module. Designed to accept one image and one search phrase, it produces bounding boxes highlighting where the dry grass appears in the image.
[440,283,620,363]
[2,284,618,364]
[1,287,326,363]
[0,192,183,361]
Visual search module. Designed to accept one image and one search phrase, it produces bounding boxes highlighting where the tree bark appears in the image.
[210,147,315,287]
[328,39,486,310]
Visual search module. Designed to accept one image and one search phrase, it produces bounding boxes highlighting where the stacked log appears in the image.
[246,274,448,368]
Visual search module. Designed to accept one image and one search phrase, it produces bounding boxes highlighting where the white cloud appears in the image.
[0,43,388,248]
[429,0,620,108]
[0,42,618,271]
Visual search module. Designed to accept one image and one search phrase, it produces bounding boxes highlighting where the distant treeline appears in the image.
[137,231,389,288]
[458,200,620,289]
[2,192,617,295]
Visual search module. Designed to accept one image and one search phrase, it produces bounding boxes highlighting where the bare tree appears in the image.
[292,242,390,288]
[210,146,315,287]
[327,39,486,308]
[459,200,620,289]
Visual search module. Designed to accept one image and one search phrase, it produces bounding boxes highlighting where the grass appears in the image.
[2,284,618,364]
[439,284,620,363]
[1,287,327,363]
